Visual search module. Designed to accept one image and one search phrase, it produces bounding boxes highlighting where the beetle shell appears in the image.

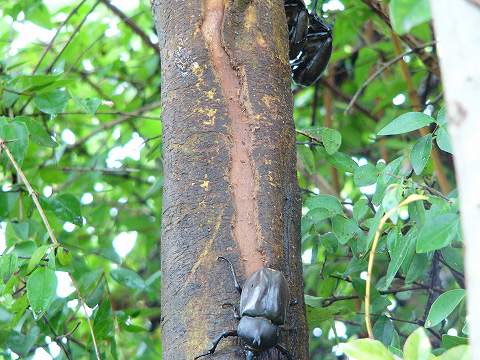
[292,15,333,86]
[285,0,309,60]
[239,268,289,325]
[237,316,280,352]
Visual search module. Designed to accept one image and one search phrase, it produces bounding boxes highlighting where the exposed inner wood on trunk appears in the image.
[202,0,264,275]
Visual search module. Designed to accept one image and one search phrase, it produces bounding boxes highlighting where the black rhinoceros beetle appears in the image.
[194,257,293,360]
[285,0,333,86]
[285,0,309,61]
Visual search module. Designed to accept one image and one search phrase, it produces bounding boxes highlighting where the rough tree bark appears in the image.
[151,0,309,359]
[430,0,480,355]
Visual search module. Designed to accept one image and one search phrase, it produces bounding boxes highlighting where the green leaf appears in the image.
[442,335,469,349]
[73,96,102,115]
[27,245,50,273]
[416,212,460,253]
[378,112,433,136]
[15,116,57,147]
[381,184,403,224]
[404,327,431,360]
[10,221,29,240]
[332,215,361,245]
[373,316,394,346]
[385,228,416,288]
[43,194,83,226]
[1,254,18,282]
[390,0,431,35]
[321,128,342,155]
[93,300,114,340]
[436,107,447,126]
[437,345,470,360]
[0,119,29,164]
[26,267,57,318]
[298,146,315,173]
[326,151,358,173]
[411,134,432,175]
[354,163,378,187]
[304,195,343,215]
[436,127,452,154]
[341,339,394,360]
[353,198,370,223]
[33,89,70,115]
[425,289,466,328]
[110,268,145,290]
[56,247,73,266]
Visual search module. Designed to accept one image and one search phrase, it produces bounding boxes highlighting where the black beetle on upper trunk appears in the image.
[194,257,294,360]
[286,0,334,86]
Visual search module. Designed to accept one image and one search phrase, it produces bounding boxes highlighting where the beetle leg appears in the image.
[222,303,241,320]
[217,256,242,293]
[194,330,238,359]
[311,0,319,15]
[275,344,293,360]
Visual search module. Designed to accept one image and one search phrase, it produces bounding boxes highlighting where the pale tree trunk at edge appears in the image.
[430,0,480,356]
[151,0,309,359]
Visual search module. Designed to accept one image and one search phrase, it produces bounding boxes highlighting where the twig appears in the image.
[43,316,72,360]
[31,0,88,74]
[0,139,101,360]
[28,111,161,120]
[365,194,428,338]
[318,78,380,122]
[345,41,436,114]
[100,0,158,51]
[67,100,162,150]
[360,0,440,76]
[295,129,322,144]
[19,1,101,114]
[46,0,101,73]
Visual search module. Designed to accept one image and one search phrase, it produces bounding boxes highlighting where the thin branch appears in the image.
[345,41,436,114]
[318,78,380,122]
[67,100,162,150]
[321,286,426,307]
[31,0,88,74]
[43,317,72,360]
[100,0,158,52]
[0,139,101,360]
[46,0,101,73]
[360,0,440,76]
[0,140,59,246]
[19,1,102,114]
[28,111,161,120]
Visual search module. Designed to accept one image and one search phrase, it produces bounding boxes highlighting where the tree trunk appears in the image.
[151,0,309,359]
[429,0,480,355]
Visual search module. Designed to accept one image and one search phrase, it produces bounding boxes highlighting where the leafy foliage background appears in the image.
[0,0,468,359]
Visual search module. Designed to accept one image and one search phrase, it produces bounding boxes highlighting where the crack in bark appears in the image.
[202,0,264,275]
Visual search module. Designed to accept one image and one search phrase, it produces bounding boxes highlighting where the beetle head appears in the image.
[237,316,279,352]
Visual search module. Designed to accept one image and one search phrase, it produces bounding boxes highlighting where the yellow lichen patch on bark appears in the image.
[195,107,217,125]
[256,33,267,48]
[244,4,257,30]
[262,94,276,109]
